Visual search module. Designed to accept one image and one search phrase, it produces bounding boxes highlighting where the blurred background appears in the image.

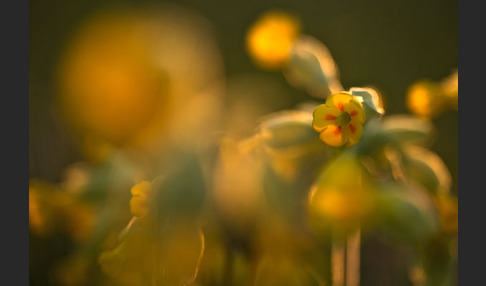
[30,0,457,189]
[29,0,457,285]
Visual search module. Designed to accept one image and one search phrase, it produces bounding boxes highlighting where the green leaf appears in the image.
[258,110,319,150]
[153,153,207,220]
[349,87,385,121]
[381,115,436,146]
[402,146,452,195]
[283,35,343,98]
[376,182,439,243]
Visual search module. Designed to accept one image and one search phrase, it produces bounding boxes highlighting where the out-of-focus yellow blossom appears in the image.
[30,180,97,241]
[246,11,301,69]
[406,80,445,119]
[129,181,152,220]
[308,185,375,236]
[29,181,68,237]
[312,92,366,147]
[57,6,224,160]
[434,194,458,235]
[441,69,458,110]
[308,155,376,235]
[310,188,361,223]
[57,13,169,147]
[29,186,48,236]
[406,70,458,119]
[61,163,91,195]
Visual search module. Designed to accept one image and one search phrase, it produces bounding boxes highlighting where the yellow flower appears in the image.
[129,181,152,219]
[441,70,458,110]
[434,194,458,235]
[309,187,363,224]
[406,80,446,119]
[406,70,458,119]
[246,10,301,69]
[29,186,48,236]
[312,92,366,147]
[56,7,224,159]
[307,154,376,234]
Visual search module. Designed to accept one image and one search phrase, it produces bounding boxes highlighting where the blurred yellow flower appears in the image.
[29,180,97,241]
[129,181,152,219]
[308,154,376,234]
[312,92,366,147]
[310,188,361,223]
[246,11,301,69]
[29,186,47,236]
[406,70,458,119]
[406,80,445,119]
[434,194,458,235]
[56,7,225,160]
[441,70,458,110]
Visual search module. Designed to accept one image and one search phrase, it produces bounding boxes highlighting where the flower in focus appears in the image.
[246,10,301,69]
[312,92,366,147]
[129,181,152,219]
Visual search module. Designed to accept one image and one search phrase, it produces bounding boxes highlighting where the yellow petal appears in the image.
[319,125,346,147]
[129,181,151,218]
[130,181,151,197]
[312,104,339,132]
[312,188,358,222]
[326,92,353,111]
[344,121,363,147]
[129,196,148,218]
[343,98,366,124]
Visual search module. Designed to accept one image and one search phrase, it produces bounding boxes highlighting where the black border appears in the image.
[7,0,29,284]
[457,1,478,284]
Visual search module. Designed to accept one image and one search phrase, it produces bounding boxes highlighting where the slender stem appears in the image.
[346,229,360,286]
[331,234,346,286]
[189,227,205,284]
[344,170,362,286]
